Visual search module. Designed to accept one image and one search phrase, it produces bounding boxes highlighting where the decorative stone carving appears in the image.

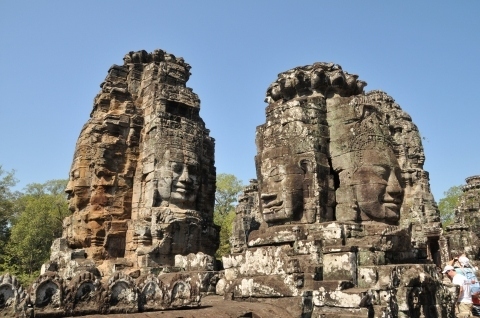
[0,273,26,316]
[63,271,104,315]
[46,49,218,281]
[27,271,65,317]
[158,273,201,308]
[137,274,163,312]
[445,175,480,260]
[2,53,467,317]
[229,179,261,253]
[104,272,137,314]
[226,62,449,317]
[19,49,218,316]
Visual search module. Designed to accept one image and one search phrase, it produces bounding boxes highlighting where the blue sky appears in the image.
[0,1,479,202]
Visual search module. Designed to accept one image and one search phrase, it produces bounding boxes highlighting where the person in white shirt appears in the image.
[444,265,473,317]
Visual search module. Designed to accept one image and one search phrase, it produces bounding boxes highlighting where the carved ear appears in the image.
[298,159,313,173]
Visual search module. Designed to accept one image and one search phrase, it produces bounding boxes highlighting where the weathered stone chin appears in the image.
[383,203,401,215]
[383,203,401,218]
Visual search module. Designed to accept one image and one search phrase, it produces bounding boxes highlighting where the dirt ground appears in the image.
[74,295,294,318]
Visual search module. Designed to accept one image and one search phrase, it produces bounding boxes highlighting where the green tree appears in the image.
[214,210,236,259]
[438,185,463,228]
[2,179,69,285]
[214,174,243,259]
[214,173,244,215]
[0,166,19,264]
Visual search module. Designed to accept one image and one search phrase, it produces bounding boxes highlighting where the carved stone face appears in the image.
[157,149,199,209]
[65,159,91,213]
[351,148,403,222]
[259,156,304,223]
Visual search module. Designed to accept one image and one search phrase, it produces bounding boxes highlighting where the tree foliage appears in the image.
[0,166,19,242]
[214,173,244,215]
[1,179,69,285]
[438,185,463,228]
[214,173,243,259]
[0,166,19,266]
[214,210,236,259]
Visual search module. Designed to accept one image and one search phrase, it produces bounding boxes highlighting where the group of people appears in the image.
[443,255,480,317]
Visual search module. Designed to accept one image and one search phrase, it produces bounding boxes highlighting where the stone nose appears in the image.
[178,166,191,183]
[65,180,74,195]
[385,171,403,202]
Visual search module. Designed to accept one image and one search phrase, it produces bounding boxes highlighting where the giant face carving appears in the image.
[256,97,326,225]
[259,157,304,223]
[157,149,199,210]
[65,158,91,213]
[351,147,403,222]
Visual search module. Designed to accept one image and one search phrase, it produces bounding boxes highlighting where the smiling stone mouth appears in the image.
[174,184,194,192]
[383,197,401,205]
[261,193,283,213]
[383,203,400,211]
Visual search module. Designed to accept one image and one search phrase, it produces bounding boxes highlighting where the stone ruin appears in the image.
[0,49,475,317]
[225,63,455,317]
[1,49,219,317]
[445,175,480,260]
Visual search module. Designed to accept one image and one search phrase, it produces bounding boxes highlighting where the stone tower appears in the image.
[23,50,220,316]
[445,175,480,260]
[56,50,218,277]
[225,63,450,317]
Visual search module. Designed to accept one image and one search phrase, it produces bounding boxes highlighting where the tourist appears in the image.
[443,264,473,317]
[455,256,480,317]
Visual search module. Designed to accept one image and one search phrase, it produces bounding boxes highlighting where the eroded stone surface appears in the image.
[3,55,465,318]
[227,63,450,317]
[57,50,218,277]
[0,273,27,316]
[18,49,220,316]
[445,175,480,259]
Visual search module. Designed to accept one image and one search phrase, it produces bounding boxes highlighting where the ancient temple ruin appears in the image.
[0,49,475,317]
[225,63,454,317]
[0,50,220,317]
[445,175,480,260]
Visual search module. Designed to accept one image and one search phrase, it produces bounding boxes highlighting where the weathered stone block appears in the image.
[222,253,244,269]
[229,275,299,298]
[175,252,215,271]
[323,252,356,281]
[313,287,366,308]
[357,250,385,266]
[357,266,377,288]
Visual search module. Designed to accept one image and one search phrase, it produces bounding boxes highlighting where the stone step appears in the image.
[313,306,370,318]
[306,279,354,291]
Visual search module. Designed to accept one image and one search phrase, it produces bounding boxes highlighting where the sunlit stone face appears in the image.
[259,156,304,223]
[351,147,403,222]
[157,149,199,209]
[65,160,91,213]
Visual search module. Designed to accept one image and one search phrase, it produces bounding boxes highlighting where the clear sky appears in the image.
[0,1,479,202]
